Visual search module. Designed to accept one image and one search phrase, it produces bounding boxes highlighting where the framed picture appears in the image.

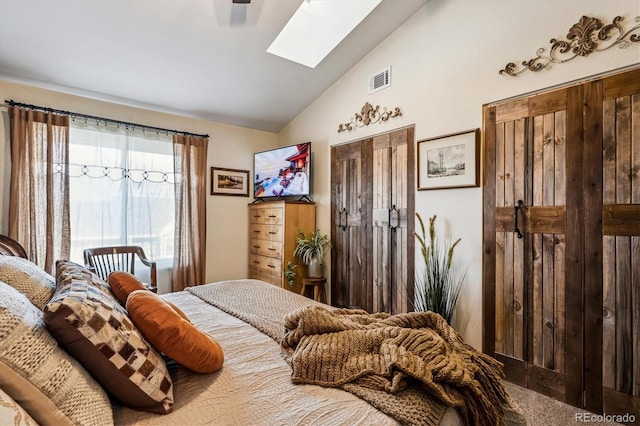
[417,128,480,190]
[210,167,250,196]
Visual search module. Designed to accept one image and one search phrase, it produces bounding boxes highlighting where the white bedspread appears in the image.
[113,290,399,425]
[113,284,462,425]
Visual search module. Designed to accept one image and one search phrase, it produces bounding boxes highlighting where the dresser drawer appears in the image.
[249,267,283,287]
[249,207,283,225]
[249,254,281,273]
[249,254,282,287]
[249,238,282,258]
[249,224,282,241]
[249,266,273,284]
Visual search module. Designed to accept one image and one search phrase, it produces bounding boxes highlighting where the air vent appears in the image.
[369,66,391,94]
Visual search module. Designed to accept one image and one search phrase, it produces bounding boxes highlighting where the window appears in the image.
[68,121,175,264]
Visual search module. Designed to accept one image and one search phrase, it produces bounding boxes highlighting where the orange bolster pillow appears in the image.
[126,290,224,373]
[108,271,190,322]
[108,271,147,304]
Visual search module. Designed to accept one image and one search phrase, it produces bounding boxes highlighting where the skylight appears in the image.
[267,0,383,68]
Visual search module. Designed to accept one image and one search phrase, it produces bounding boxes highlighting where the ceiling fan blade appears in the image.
[232,0,251,3]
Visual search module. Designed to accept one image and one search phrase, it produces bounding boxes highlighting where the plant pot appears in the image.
[307,257,323,278]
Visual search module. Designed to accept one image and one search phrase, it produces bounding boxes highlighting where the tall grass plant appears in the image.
[413,213,465,324]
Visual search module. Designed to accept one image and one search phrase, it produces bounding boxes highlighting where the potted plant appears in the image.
[284,261,297,287]
[294,229,331,278]
[413,213,466,325]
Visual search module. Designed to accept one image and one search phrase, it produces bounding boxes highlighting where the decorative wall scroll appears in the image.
[499,15,640,77]
[337,102,401,133]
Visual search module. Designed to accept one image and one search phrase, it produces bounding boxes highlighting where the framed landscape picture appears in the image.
[417,129,480,190]
[210,167,250,196]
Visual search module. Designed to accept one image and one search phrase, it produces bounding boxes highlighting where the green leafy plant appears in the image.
[413,213,465,325]
[284,261,297,287]
[293,229,331,265]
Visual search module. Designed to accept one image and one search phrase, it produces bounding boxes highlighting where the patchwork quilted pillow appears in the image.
[0,256,55,310]
[126,289,224,373]
[0,281,113,425]
[44,260,174,414]
[55,259,111,295]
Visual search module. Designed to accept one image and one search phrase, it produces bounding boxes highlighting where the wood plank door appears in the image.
[600,68,640,417]
[331,138,372,310]
[484,66,640,417]
[371,127,415,314]
[331,126,414,314]
[483,88,578,403]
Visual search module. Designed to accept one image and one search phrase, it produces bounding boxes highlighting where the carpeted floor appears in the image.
[504,381,626,426]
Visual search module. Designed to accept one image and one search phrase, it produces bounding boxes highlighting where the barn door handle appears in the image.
[339,208,347,231]
[514,200,523,239]
[389,204,399,230]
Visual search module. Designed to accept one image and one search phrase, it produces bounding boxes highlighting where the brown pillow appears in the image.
[55,260,112,295]
[126,290,224,373]
[44,260,174,414]
[0,281,113,425]
[108,271,190,321]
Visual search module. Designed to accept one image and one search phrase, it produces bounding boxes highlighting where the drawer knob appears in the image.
[268,231,277,235]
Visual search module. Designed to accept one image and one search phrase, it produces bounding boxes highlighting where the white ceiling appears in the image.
[0,0,426,132]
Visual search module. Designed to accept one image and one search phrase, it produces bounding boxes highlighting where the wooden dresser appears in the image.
[248,200,315,294]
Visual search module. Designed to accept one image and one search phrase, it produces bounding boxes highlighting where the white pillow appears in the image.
[0,386,36,426]
[0,281,113,425]
[0,256,55,310]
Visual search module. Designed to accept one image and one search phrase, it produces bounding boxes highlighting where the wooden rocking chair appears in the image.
[83,245,157,292]
[0,235,28,259]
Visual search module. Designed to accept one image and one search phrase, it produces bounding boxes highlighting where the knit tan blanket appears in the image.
[282,305,519,426]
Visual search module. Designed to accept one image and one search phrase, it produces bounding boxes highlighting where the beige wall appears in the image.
[278,0,640,349]
[0,80,278,290]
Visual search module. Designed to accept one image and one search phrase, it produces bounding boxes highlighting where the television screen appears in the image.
[254,142,311,198]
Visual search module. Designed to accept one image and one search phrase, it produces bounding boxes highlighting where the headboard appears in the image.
[0,235,28,258]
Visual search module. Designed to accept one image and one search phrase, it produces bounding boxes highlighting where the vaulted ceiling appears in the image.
[0,0,426,132]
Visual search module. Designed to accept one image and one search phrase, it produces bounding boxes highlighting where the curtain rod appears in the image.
[3,100,209,139]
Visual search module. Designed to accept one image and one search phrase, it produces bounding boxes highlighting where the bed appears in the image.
[114,281,409,426]
[0,238,524,426]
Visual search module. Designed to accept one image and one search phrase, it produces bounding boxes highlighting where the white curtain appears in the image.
[68,120,174,264]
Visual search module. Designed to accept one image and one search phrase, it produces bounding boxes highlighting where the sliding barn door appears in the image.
[483,67,640,417]
[484,87,574,402]
[371,128,414,314]
[331,127,414,314]
[331,139,372,310]
[601,69,640,416]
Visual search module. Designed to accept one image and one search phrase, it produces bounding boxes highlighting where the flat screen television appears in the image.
[253,142,311,199]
